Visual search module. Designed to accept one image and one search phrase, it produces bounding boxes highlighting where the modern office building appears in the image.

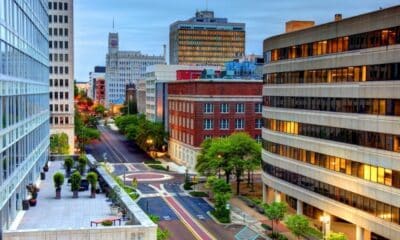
[262,6,400,240]
[169,10,245,66]
[145,65,220,125]
[168,79,262,171]
[105,33,165,112]
[48,0,74,153]
[88,66,106,103]
[0,0,50,233]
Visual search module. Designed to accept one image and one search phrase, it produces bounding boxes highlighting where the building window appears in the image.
[221,103,229,113]
[236,103,245,113]
[203,119,213,130]
[204,135,212,140]
[255,103,262,113]
[204,103,214,113]
[235,119,244,129]
[220,119,229,130]
[255,119,263,129]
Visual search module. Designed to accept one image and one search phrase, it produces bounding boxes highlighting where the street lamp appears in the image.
[320,215,331,240]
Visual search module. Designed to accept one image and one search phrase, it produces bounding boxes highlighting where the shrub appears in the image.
[189,191,208,197]
[53,172,65,190]
[77,155,88,174]
[70,171,82,192]
[268,232,288,240]
[147,164,168,171]
[144,159,161,164]
[183,182,194,190]
[64,157,74,172]
[101,220,113,226]
[86,172,98,192]
[261,223,272,231]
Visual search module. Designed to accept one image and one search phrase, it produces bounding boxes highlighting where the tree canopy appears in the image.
[264,202,287,233]
[196,132,261,195]
[50,133,70,154]
[328,232,348,240]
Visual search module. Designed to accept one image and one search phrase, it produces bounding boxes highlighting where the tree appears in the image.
[121,100,138,115]
[264,202,287,234]
[50,133,69,154]
[206,177,232,223]
[86,172,98,198]
[149,214,170,240]
[94,104,106,116]
[196,132,261,195]
[328,232,348,240]
[285,214,321,240]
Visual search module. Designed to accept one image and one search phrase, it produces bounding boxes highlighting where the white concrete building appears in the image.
[48,0,75,153]
[105,33,165,110]
[262,6,400,240]
[0,0,50,234]
[145,65,221,123]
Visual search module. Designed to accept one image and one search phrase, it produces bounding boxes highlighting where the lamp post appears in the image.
[146,138,154,157]
[320,215,331,240]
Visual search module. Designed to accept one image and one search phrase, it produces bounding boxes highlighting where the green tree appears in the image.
[264,202,287,234]
[328,232,348,240]
[196,132,261,195]
[285,214,321,240]
[206,177,232,223]
[121,100,138,115]
[149,214,171,240]
[94,104,106,116]
[50,133,69,154]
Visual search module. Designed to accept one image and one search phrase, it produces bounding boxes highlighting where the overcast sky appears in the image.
[74,0,399,82]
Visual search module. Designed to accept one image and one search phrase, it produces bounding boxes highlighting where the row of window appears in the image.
[264,97,400,116]
[48,15,68,24]
[263,140,400,188]
[48,1,68,10]
[49,104,69,112]
[203,103,262,114]
[49,41,69,49]
[49,79,69,87]
[203,118,251,130]
[265,26,400,63]
[49,28,69,37]
[0,95,48,129]
[264,119,400,153]
[50,116,70,125]
[264,63,400,84]
[49,53,69,62]
[49,66,69,75]
[0,41,48,84]
[262,162,400,225]
[49,91,69,100]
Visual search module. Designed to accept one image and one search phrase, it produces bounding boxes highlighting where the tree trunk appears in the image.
[247,170,251,186]
[271,220,274,233]
[236,171,241,195]
[225,171,230,184]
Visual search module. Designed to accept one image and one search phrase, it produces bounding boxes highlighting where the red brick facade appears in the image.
[168,80,263,147]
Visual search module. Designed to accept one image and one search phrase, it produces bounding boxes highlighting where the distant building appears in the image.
[88,66,106,104]
[285,20,315,33]
[170,10,245,66]
[224,54,264,79]
[262,6,400,240]
[75,81,89,95]
[49,0,75,152]
[145,65,221,126]
[105,33,165,112]
[137,79,147,115]
[168,79,263,171]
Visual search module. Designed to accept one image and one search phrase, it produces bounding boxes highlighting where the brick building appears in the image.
[168,80,263,170]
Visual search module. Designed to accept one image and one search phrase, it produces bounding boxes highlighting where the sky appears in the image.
[74,0,399,82]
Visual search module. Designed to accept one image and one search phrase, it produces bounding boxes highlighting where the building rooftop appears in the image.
[12,161,124,230]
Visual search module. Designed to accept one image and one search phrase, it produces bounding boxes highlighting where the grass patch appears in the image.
[189,191,208,197]
[145,159,162,164]
[148,164,168,171]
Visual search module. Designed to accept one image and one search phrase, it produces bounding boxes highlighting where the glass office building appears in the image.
[0,0,50,232]
[262,6,400,240]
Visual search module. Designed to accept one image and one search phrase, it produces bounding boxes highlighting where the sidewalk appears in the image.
[155,157,197,175]
[230,197,295,240]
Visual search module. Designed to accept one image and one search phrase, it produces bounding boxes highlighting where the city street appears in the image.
[86,125,244,240]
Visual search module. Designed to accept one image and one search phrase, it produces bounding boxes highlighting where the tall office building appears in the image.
[0,0,50,232]
[262,6,400,240]
[48,0,75,153]
[105,33,165,111]
[169,10,245,66]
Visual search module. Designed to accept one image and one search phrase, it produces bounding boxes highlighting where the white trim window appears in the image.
[255,103,262,113]
[255,119,263,129]
[236,103,245,113]
[235,119,244,129]
[220,103,229,113]
[204,103,214,113]
[203,119,213,130]
[220,119,229,130]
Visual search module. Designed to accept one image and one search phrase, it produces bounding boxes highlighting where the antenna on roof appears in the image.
[206,0,208,10]
[112,17,115,31]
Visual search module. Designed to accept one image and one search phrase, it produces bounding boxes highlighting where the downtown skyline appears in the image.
[74,0,399,82]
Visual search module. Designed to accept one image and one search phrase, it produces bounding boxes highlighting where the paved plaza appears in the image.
[16,161,122,230]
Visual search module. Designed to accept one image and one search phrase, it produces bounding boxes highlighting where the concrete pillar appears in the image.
[324,213,331,234]
[262,184,267,203]
[356,225,364,240]
[274,190,281,202]
[296,199,303,215]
